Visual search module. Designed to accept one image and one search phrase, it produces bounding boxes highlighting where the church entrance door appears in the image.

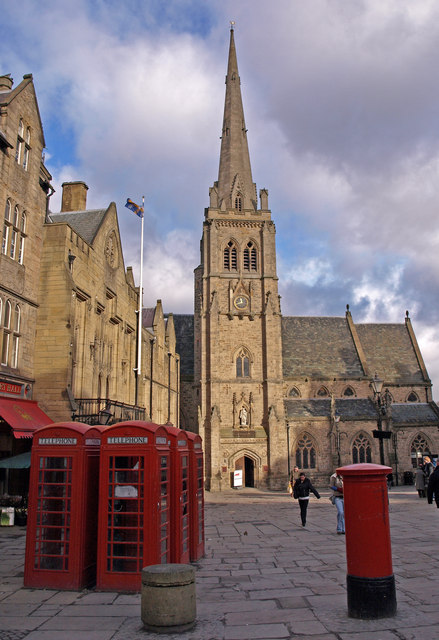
[234,456,255,488]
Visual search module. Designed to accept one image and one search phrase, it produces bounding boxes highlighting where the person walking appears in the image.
[293,472,320,526]
[427,464,439,508]
[329,471,345,534]
[415,465,426,498]
[424,457,434,482]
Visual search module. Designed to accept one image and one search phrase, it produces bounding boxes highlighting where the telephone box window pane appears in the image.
[34,456,72,571]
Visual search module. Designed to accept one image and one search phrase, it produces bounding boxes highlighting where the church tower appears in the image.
[194,26,287,490]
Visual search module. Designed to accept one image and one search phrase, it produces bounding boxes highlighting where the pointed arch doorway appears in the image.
[234,455,255,488]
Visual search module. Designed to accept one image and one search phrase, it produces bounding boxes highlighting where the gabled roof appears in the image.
[49,209,107,245]
[0,75,46,147]
[391,402,439,426]
[282,316,364,379]
[142,308,155,329]
[355,323,425,385]
[284,397,377,420]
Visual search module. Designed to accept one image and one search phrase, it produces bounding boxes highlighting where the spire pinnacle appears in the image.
[216,26,256,211]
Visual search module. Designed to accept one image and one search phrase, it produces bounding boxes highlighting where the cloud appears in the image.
[2,0,439,395]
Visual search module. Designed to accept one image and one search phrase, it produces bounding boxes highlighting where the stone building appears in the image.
[34,181,179,426]
[0,73,53,487]
[0,74,179,495]
[174,27,439,490]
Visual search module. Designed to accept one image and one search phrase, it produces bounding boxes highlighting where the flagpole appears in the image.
[136,196,145,406]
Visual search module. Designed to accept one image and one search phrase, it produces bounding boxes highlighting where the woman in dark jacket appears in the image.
[293,472,320,526]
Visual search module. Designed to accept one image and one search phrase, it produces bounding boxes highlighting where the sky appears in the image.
[1,0,439,398]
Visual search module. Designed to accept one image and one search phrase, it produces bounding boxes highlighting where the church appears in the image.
[174,26,439,490]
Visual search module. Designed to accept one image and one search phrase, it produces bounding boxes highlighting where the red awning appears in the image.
[0,398,53,438]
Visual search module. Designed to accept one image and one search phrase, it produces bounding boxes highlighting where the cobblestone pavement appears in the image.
[1,486,439,639]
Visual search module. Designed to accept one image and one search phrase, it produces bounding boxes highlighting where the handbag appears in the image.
[287,481,293,495]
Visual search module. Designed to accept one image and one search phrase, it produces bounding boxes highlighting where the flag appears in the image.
[125,198,144,218]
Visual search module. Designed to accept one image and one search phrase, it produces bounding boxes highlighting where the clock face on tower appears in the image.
[234,295,249,310]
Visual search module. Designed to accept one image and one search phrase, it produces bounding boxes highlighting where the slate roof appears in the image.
[284,397,377,420]
[391,403,439,426]
[281,317,364,379]
[49,209,107,245]
[355,324,424,385]
[173,315,194,377]
[142,308,155,329]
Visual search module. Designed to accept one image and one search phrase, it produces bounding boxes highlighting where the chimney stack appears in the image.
[0,74,13,92]
[61,181,89,212]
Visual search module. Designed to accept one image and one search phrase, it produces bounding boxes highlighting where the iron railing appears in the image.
[72,398,146,425]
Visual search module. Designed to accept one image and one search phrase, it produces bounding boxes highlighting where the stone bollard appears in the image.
[141,564,196,633]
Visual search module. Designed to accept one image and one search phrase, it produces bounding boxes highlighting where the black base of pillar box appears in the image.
[347,574,397,619]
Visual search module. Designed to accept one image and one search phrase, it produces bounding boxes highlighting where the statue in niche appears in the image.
[239,406,248,427]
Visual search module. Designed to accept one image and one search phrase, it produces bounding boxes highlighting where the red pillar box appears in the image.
[337,463,397,619]
[164,425,190,564]
[96,421,170,592]
[187,431,205,561]
[24,422,104,590]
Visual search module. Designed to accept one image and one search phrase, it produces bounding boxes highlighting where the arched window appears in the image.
[352,433,372,464]
[316,386,329,397]
[234,193,242,211]
[343,386,355,397]
[407,391,419,402]
[15,119,24,165]
[5,199,11,221]
[2,199,11,255]
[289,387,301,398]
[1,300,12,365]
[2,200,26,263]
[243,241,257,271]
[23,127,31,170]
[13,304,20,332]
[3,300,11,329]
[13,205,19,227]
[224,241,238,271]
[410,434,430,469]
[295,434,317,469]
[236,348,250,378]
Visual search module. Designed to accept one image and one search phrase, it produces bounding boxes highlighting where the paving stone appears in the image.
[224,623,290,639]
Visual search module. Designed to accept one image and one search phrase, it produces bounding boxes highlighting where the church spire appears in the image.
[216,24,257,211]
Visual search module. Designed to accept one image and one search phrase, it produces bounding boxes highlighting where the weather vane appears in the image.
[230,20,235,29]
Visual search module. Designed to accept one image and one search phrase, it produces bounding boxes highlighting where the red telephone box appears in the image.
[187,431,205,561]
[96,421,170,592]
[24,422,103,590]
[165,425,190,564]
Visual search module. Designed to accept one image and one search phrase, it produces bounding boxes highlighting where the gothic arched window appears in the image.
[410,434,430,468]
[295,434,317,469]
[224,241,238,271]
[352,433,372,464]
[316,386,329,397]
[236,348,250,378]
[243,241,257,271]
[234,193,242,211]
[343,386,355,397]
[407,391,419,402]
[289,387,301,398]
